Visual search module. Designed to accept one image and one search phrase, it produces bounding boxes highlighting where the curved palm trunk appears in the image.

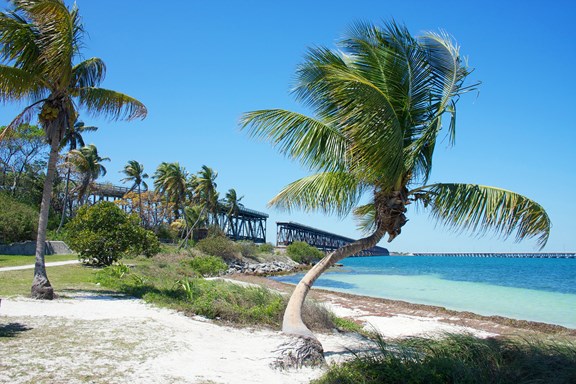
[31,135,59,299]
[282,221,388,338]
[277,190,408,368]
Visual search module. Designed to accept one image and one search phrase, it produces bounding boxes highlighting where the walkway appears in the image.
[0,260,79,272]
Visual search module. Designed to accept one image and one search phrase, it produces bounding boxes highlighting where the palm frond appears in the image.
[0,10,41,69]
[240,109,349,172]
[76,87,147,121]
[269,171,367,217]
[353,203,377,234]
[0,100,43,140]
[412,183,551,249]
[17,0,81,84]
[72,57,106,88]
[0,64,46,100]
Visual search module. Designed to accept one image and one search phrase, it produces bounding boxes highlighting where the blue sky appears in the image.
[2,0,575,252]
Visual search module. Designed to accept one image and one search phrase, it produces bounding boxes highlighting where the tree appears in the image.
[241,21,550,365]
[195,165,219,224]
[120,160,148,222]
[0,124,47,197]
[0,0,147,299]
[224,188,243,238]
[153,162,189,220]
[57,119,97,231]
[65,201,160,266]
[66,144,109,205]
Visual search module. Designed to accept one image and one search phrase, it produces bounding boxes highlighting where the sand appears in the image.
[2,276,571,383]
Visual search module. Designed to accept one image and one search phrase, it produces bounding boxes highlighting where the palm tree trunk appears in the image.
[138,184,143,222]
[282,220,388,339]
[31,135,59,299]
[57,166,71,232]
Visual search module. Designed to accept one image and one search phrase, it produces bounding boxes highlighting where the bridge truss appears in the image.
[276,221,388,256]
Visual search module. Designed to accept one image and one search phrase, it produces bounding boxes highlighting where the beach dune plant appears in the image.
[0,0,147,299]
[241,21,551,366]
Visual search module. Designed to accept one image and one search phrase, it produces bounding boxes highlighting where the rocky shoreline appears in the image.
[226,260,301,275]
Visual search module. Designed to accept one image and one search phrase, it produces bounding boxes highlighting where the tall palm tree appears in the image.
[241,21,550,363]
[57,119,97,231]
[153,162,189,220]
[120,160,148,221]
[0,1,146,299]
[66,144,109,205]
[224,188,244,238]
[195,165,219,224]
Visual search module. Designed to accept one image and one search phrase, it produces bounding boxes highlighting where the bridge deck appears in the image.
[276,221,388,256]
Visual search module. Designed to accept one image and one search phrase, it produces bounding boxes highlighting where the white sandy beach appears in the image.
[0,287,497,384]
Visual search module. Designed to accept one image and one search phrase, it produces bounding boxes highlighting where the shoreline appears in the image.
[228,274,576,339]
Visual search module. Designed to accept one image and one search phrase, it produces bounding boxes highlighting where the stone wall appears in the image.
[0,241,73,255]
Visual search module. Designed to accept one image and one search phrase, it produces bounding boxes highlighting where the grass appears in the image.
[0,254,78,268]
[0,263,100,297]
[313,333,576,384]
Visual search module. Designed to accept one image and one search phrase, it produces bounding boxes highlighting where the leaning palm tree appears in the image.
[120,160,148,221]
[57,119,97,232]
[66,144,109,205]
[0,1,147,299]
[241,21,550,365]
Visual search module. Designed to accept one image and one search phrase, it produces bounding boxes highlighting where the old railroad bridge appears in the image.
[276,221,389,256]
[88,183,389,254]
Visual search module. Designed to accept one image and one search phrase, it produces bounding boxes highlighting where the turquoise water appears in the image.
[272,256,576,328]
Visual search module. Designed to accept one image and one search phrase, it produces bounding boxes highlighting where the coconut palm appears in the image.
[195,165,219,224]
[225,188,244,217]
[153,162,189,220]
[120,160,149,221]
[224,188,244,238]
[241,21,550,363]
[66,144,109,205]
[0,0,146,299]
[57,119,97,232]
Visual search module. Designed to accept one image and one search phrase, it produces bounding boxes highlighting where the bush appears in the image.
[258,242,275,254]
[312,334,576,384]
[186,255,228,277]
[237,241,258,258]
[0,192,38,244]
[195,234,239,261]
[286,241,324,264]
[65,202,160,266]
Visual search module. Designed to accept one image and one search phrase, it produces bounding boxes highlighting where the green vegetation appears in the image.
[0,193,38,243]
[0,254,77,268]
[0,0,147,299]
[187,255,228,277]
[0,264,99,297]
[286,241,324,264]
[195,235,239,261]
[313,333,576,384]
[65,202,160,266]
[241,20,552,347]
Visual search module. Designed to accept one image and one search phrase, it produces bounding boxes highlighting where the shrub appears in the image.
[286,241,324,264]
[195,234,239,261]
[186,255,228,277]
[237,241,258,258]
[312,334,576,384]
[258,242,275,254]
[65,201,160,266]
[0,192,38,244]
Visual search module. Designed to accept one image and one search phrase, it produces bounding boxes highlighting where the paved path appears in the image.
[0,260,79,272]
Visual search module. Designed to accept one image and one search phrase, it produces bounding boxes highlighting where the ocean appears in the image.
[271,255,576,329]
